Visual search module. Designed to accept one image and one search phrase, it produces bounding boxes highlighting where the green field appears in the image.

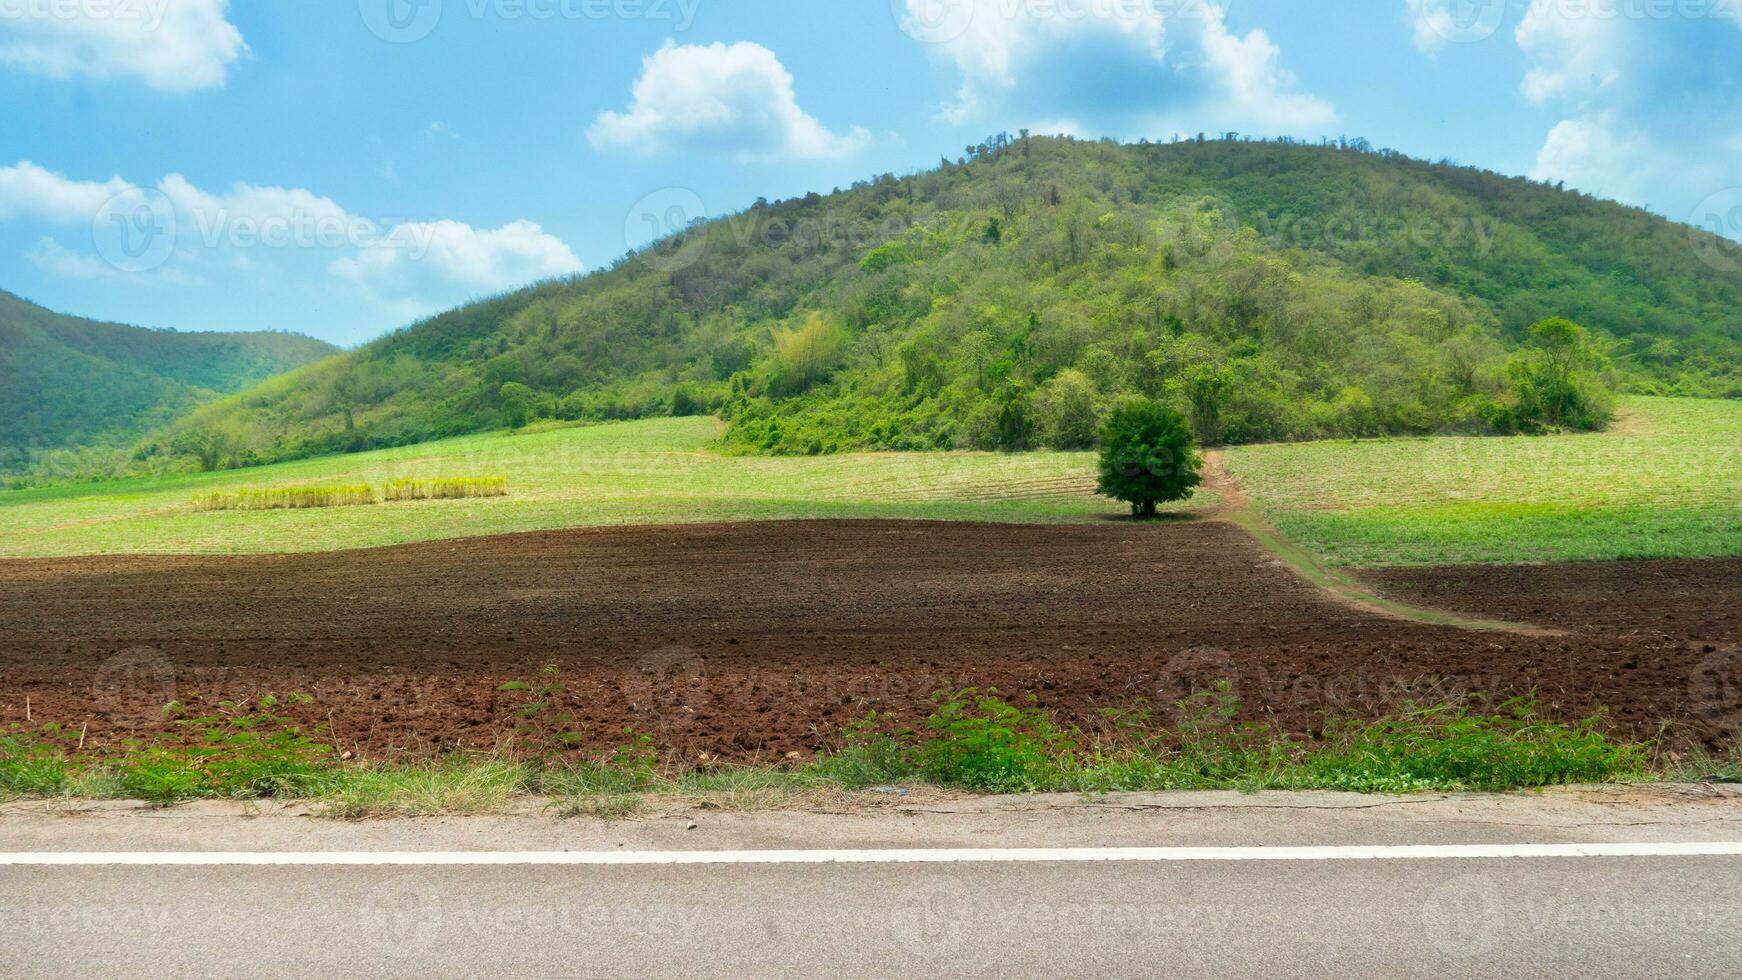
[0,417,1153,558]
[5,397,1738,565]
[1224,397,1742,566]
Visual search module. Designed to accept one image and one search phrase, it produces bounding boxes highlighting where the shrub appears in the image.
[1299,698,1646,792]
[916,689,1077,792]
[1508,317,1615,432]
[670,383,706,417]
[499,381,537,429]
[0,732,74,798]
[1035,369,1101,449]
[992,381,1036,451]
[112,707,333,803]
[1096,397,1204,518]
[768,314,848,397]
[810,714,918,789]
[1176,363,1233,446]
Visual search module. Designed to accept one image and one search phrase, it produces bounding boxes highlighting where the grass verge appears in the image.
[0,687,1658,814]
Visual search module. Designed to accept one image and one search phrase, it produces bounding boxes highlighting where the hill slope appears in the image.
[159,136,1742,469]
[0,291,337,478]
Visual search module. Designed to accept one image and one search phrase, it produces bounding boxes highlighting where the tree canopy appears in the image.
[1097,399,1204,518]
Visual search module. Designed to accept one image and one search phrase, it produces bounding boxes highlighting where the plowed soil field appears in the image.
[2,520,1736,760]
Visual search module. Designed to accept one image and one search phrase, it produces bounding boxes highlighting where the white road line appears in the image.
[5,843,1742,866]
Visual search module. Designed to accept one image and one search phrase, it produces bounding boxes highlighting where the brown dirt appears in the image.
[1362,560,1742,641]
[1,520,1737,762]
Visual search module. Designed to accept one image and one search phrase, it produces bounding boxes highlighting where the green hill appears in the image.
[156,136,1741,470]
[0,290,337,480]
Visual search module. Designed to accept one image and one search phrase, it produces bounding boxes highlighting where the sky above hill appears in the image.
[1,0,1739,346]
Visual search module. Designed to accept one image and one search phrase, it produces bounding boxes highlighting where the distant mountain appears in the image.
[158,135,1742,468]
[0,290,336,478]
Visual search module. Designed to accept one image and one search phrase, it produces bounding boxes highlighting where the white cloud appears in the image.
[0,0,247,92]
[1515,0,1622,104]
[0,161,133,221]
[156,173,356,242]
[588,41,870,162]
[330,219,583,296]
[1529,112,1653,200]
[925,0,1168,122]
[25,234,199,283]
[1,160,583,308]
[1511,7,1742,217]
[1194,5,1336,130]
[906,0,1333,135]
[1528,111,1732,214]
[26,235,121,278]
[1405,0,1510,52]
[1405,0,1451,51]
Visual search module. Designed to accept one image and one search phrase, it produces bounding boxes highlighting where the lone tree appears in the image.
[1096,398,1203,519]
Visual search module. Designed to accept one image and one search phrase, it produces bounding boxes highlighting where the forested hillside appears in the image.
[155,136,1742,469]
[0,291,336,479]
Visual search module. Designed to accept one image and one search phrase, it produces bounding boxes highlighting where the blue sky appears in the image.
[2,0,1739,346]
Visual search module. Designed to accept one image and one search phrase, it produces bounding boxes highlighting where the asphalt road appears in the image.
[5,787,1742,978]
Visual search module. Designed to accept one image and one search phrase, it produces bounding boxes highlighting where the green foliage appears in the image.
[1504,317,1615,432]
[110,705,333,803]
[1177,363,1233,446]
[498,381,537,429]
[502,662,584,752]
[0,730,75,798]
[1034,369,1101,449]
[1299,699,1646,792]
[669,383,706,417]
[542,732,666,796]
[992,381,1036,451]
[768,313,849,397]
[808,714,918,789]
[170,428,239,473]
[916,690,1079,792]
[1096,398,1204,518]
[123,136,1742,475]
[902,687,1644,794]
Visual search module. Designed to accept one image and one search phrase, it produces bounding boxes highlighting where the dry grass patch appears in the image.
[384,476,508,501]
[193,485,378,511]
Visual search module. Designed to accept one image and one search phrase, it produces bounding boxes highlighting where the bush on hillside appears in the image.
[1035,369,1101,449]
[1506,317,1614,432]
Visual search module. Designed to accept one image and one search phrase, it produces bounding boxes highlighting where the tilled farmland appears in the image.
[2,520,1737,760]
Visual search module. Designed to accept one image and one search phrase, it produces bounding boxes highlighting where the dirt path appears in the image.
[1200,452,1560,637]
